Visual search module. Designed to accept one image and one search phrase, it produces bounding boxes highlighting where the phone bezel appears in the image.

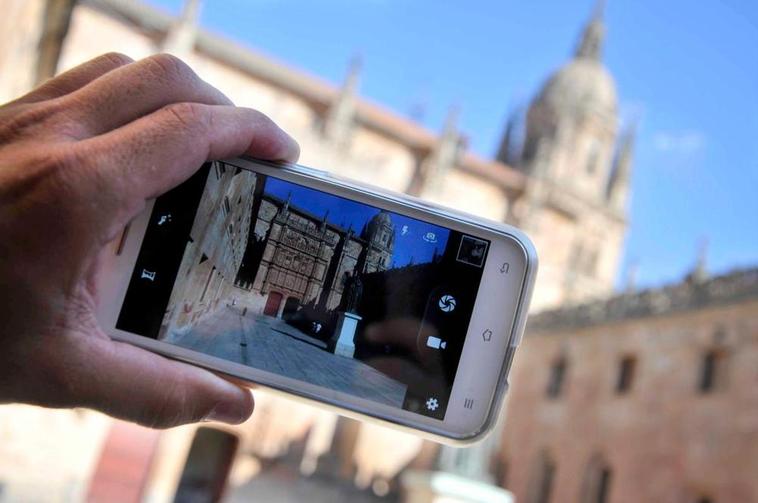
[97,157,537,444]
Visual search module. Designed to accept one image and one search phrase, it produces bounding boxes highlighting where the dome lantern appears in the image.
[575,0,606,61]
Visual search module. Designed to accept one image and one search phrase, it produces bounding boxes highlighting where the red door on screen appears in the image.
[263,292,283,317]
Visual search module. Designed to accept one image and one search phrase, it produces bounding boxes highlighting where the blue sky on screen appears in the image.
[150,0,758,289]
[264,176,450,268]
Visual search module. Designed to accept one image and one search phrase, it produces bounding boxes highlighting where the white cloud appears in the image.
[653,130,706,155]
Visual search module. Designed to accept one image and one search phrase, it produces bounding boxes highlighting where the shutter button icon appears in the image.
[438,294,457,313]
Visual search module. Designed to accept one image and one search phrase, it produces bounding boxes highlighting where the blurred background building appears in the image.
[0,1,756,502]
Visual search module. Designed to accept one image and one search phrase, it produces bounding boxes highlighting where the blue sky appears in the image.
[264,176,450,267]
[151,0,758,290]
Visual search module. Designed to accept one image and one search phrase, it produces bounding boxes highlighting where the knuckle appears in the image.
[98,51,133,68]
[163,102,209,131]
[144,53,196,85]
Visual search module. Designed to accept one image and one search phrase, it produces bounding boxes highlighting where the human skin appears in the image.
[0,53,299,428]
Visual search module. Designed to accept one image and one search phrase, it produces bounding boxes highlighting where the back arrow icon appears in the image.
[500,263,510,274]
[482,329,493,341]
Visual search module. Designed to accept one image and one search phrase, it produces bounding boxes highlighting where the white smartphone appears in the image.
[97,157,537,444]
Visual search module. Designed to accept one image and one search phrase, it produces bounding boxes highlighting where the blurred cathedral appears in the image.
[1,1,756,503]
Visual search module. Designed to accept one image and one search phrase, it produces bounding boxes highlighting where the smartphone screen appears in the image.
[115,160,491,421]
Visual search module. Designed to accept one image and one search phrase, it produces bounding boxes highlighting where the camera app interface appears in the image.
[117,160,490,420]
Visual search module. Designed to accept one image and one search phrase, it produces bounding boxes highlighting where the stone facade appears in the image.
[498,268,758,503]
[159,159,395,338]
[236,191,393,318]
[499,4,631,309]
[160,161,256,338]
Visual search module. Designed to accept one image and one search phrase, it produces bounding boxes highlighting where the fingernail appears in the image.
[205,393,252,424]
[276,127,300,163]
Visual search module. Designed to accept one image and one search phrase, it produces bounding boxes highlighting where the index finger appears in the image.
[63,53,234,138]
[82,102,299,210]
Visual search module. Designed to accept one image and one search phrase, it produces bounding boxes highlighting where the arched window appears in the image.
[581,454,612,503]
[699,348,727,393]
[546,356,567,398]
[174,428,239,503]
[528,450,556,503]
[586,140,600,175]
[615,355,637,394]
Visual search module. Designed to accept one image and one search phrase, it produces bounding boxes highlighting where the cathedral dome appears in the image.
[362,211,395,248]
[537,58,617,119]
[368,210,392,229]
[529,1,618,123]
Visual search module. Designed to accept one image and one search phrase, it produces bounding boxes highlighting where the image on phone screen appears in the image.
[116,160,490,420]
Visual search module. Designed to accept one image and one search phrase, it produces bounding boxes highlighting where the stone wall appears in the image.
[500,269,758,502]
[160,162,256,338]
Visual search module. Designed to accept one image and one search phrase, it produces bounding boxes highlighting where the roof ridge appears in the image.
[84,0,524,191]
[530,267,758,331]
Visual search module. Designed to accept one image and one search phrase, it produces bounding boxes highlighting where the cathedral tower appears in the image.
[502,0,633,309]
[359,211,395,274]
[518,0,618,198]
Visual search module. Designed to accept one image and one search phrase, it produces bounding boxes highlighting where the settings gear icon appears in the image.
[425,397,439,411]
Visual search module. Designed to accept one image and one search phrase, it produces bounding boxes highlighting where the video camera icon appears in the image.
[426,336,447,350]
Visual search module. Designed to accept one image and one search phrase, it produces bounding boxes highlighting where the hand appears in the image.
[0,53,299,428]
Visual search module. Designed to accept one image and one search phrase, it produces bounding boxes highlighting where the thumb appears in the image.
[70,335,254,428]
